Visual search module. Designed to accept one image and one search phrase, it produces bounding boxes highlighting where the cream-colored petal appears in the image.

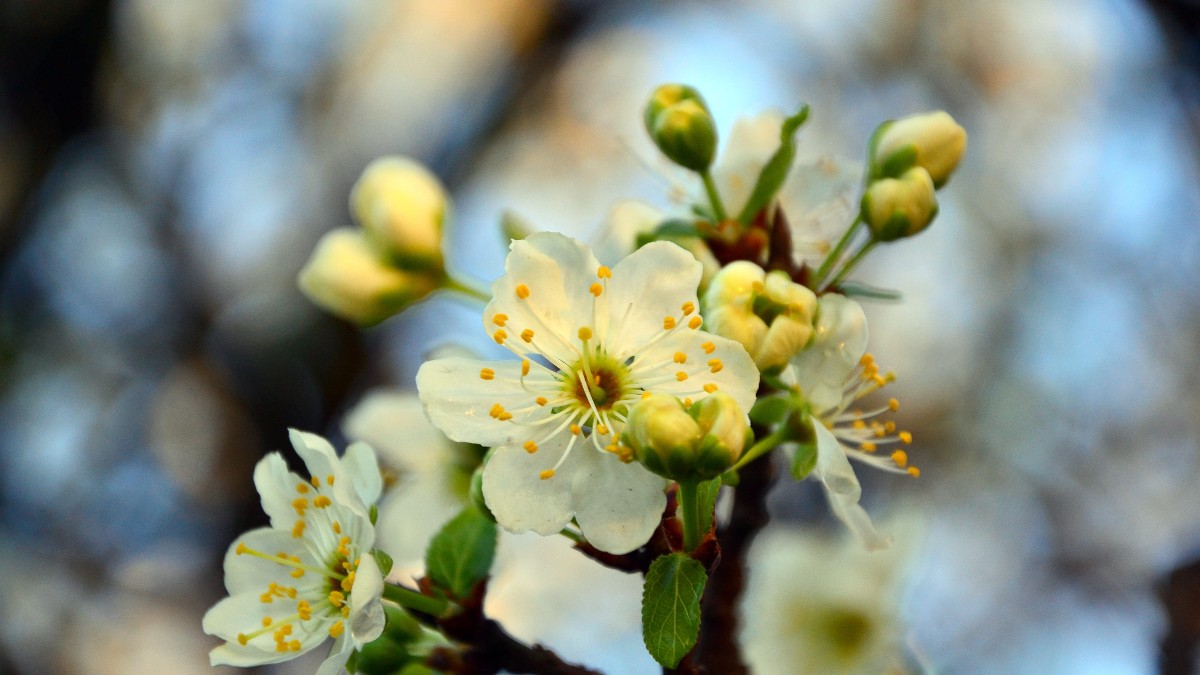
[812,423,890,550]
[482,435,581,536]
[417,357,556,447]
[348,554,385,644]
[634,331,759,413]
[343,390,454,473]
[253,453,306,531]
[222,527,318,595]
[289,429,371,520]
[570,449,667,554]
[343,441,383,507]
[376,470,464,567]
[605,241,703,354]
[315,634,355,675]
[790,294,868,411]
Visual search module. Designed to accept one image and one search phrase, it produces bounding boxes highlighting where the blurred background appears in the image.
[2,0,1200,673]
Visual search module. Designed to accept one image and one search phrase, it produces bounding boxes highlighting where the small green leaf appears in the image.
[369,504,379,525]
[749,394,792,426]
[696,477,722,532]
[425,507,498,598]
[642,552,708,667]
[790,440,818,480]
[736,105,811,224]
[636,219,701,249]
[371,549,394,577]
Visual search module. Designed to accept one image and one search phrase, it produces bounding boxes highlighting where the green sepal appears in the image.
[371,549,394,578]
[736,104,811,225]
[425,506,498,599]
[501,210,534,242]
[787,412,819,480]
[790,440,818,480]
[642,552,708,668]
[837,280,903,302]
[369,504,379,525]
[749,393,792,426]
[352,633,410,675]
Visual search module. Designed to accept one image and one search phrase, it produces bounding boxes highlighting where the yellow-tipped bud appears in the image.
[644,84,717,172]
[870,111,967,187]
[624,393,704,480]
[862,167,938,242]
[690,392,750,478]
[703,262,817,372]
[350,156,447,269]
[297,228,435,325]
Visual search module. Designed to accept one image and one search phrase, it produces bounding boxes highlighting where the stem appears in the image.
[382,583,449,617]
[558,527,584,544]
[700,170,729,223]
[677,480,702,553]
[812,213,862,287]
[443,274,491,303]
[825,238,878,290]
[729,426,791,473]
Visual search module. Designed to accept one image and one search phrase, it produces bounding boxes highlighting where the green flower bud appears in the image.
[644,84,717,172]
[861,167,938,242]
[691,392,750,478]
[351,156,448,270]
[624,393,704,480]
[870,111,967,187]
[297,227,436,325]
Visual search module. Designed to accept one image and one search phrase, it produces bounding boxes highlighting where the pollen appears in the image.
[524,441,538,454]
[329,621,345,639]
[642,391,652,399]
[891,450,909,468]
[480,367,495,380]
[535,396,548,406]
[683,397,693,407]
[237,633,250,645]
[516,284,530,299]
[888,398,900,411]
[489,403,505,418]
[313,495,332,508]
[674,352,687,363]
[539,469,556,480]
[298,599,313,620]
[291,520,305,538]
[295,483,309,494]
[907,466,920,478]
[596,424,609,435]
[292,498,308,515]
[332,521,341,534]
[311,476,320,488]
[338,536,352,556]
[701,342,715,354]
[289,640,301,652]
[493,329,507,344]
[578,327,593,341]
[521,328,534,343]
[498,411,513,421]
[492,313,508,327]
[708,358,724,373]
[236,542,249,555]
[590,282,603,297]
[597,265,611,279]
[676,371,688,381]
[262,617,273,627]
[861,441,877,452]
[688,316,702,329]
[329,590,345,607]
[681,301,695,315]
[663,316,677,330]
[570,424,582,435]
[703,383,718,393]
[899,431,913,444]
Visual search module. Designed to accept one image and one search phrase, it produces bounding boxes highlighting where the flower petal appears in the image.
[570,450,666,554]
[486,232,599,365]
[290,428,371,519]
[344,390,454,473]
[812,422,890,550]
[316,635,355,675]
[376,470,463,567]
[591,200,665,266]
[634,331,759,413]
[348,554,385,644]
[790,294,867,411]
[605,241,703,353]
[203,591,325,660]
[417,357,555,446]
[343,441,383,507]
[712,113,784,216]
[222,527,318,595]
[254,452,306,531]
[482,435,581,536]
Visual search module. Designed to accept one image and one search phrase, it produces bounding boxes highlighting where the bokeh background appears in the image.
[3,0,1200,673]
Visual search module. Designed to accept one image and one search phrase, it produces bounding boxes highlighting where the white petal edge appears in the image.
[343,441,383,507]
[605,240,703,354]
[416,358,554,446]
[482,436,580,536]
[570,450,667,554]
[812,422,890,550]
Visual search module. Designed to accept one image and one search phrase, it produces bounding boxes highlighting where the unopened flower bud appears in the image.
[862,167,938,242]
[704,262,816,371]
[644,84,717,172]
[691,392,750,478]
[350,156,447,269]
[624,394,704,480]
[298,228,436,325]
[870,111,967,187]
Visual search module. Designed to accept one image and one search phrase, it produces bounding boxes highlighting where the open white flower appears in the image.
[416,232,758,554]
[203,430,386,674]
[741,527,908,674]
[788,294,916,550]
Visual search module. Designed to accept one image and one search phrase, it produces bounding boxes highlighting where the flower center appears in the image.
[567,357,630,414]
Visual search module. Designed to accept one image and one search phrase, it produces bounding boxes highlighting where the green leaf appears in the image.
[790,440,818,480]
[371,549,394,577]
[501,210,535,242]
[642,552,708,667]
[425,507,498,598]
[696,477,722,532]
[636,219,701,250]
[736,104,811,224]
[749,394,792,426]
[837,280,904,302]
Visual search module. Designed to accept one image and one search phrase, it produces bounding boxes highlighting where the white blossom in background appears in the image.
[741,527,909,675]
[343,390,477,572]
[416,232,758,553]
[788,294,917,550]
[202,430,385,674]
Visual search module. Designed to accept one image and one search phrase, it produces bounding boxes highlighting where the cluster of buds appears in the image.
[862,112,966,241]
[623,392,751,482]
[703,262,817,373]
[299,157,448,325]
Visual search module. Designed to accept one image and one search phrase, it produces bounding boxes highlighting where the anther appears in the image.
[535,396,548,406]
[708,358,724,373]
[493,329,507,344]
[295,483,309,494]
[292,521,305,538]
[596,424,609,435]
[524,441,538,454]
[236,542,248,555]
[237,633,250,645]
[262,617,273,627]
[578,327,593,341]
[480,368,495,380]
[642,391,652,399]
[663,316,676,330]
[570,424,582,435]
[701,342,715,354]
[590,282,603,297]
[289,640,301,652]
[674,352,687,364]
[860,441,877,452]
[522,359,531,376]
[891,450,908,468]
[540,469,555,480]
[899,431,913,444]
[907,466,920,478]
[676,371,688,381]
[688,316,702,329]
[888,398,900,411]
[516,284,530,299]
[521,328,534,343]
[492,313,508,327]
[681,301,695,315]
[703,383,718,393]
[325,474,334,485]
[597,266,611,279]
[329,621,345,639]
[332,521,341,534]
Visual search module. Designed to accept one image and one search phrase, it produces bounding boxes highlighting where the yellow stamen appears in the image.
[888,398,900,411]
[596,424,609,435]
[570,424,582,435]
[688,316,702,329]
[642,391,652,399]
[597,266,611,279]
[701,342,715,354]
[492,313,508,327]
[703,383,718,393]
[480,368,495,380]
[664,316,677,330]
[329,590,345,607]
[590,282,603,297]
[329,621,345,639]
[522,359,531,376]
[861,442,877,452]
[493,329,507,344]
[708,358,724,373]
[535,396,548,406]
[578,327,592,341]
[292,520,305,538]
[237,633,249,645]
[539,469,555,480]
[674,352,687,364]
[521,328,534,343]
[262,617,273,627]
[676,371,688,381]
[681,301,695,315]
[907,466,920,478]
[899,431,913,444]
[524,441,538,454]
[891,450,908,468]
[296,483,309,494]
[516,284,530,299]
